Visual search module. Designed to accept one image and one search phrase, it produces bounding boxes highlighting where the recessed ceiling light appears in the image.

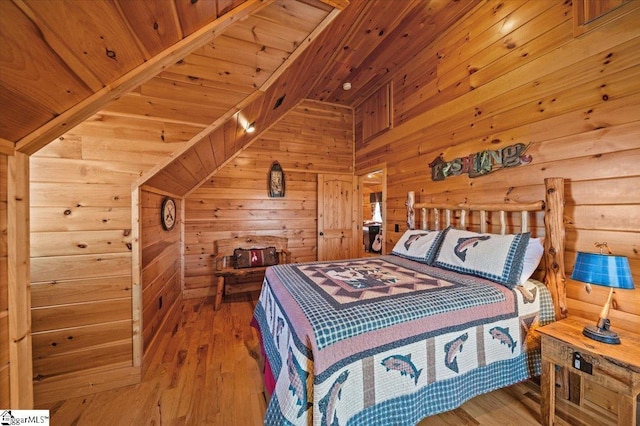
[343,82,352,90]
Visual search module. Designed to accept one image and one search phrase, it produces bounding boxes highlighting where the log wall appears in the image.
[183,100,353,297]
[28,114,194,404]
[355,1,640,334]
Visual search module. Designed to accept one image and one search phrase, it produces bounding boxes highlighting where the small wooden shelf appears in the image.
[539,316,640,426]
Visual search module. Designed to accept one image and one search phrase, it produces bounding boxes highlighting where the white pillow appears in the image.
[518,237,544,284]
[391,229,443,264]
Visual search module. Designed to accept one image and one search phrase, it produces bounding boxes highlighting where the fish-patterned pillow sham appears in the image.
[432,227,530,288]
[391,229,444,264]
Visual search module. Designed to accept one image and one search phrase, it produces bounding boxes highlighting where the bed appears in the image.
[251,177,566,425]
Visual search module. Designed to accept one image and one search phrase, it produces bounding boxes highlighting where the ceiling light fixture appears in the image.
[245,122,256,133]
[343,82,352,91]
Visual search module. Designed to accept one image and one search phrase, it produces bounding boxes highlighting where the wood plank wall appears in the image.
[14,0,639,409]
[140,189,182,368]
[355,1,640,334]
[184,100,353,297]
[0,154,9,406]
[28,114,195,404]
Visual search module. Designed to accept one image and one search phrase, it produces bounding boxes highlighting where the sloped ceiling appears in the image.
[0,0,347,154]
[143,0,480,196]
[1,0,479,196]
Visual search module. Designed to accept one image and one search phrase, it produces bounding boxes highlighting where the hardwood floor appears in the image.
[42,296,614,425]
[42,295,266,425]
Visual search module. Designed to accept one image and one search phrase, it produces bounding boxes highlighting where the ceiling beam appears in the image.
[318,0,350,9]
[0,137,15,156]
[15,0,275,156]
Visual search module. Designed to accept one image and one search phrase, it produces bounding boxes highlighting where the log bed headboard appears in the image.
[406,177,567,320]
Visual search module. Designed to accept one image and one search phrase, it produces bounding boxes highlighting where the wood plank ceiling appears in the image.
[0,0,345,154]
[1,0,479,195]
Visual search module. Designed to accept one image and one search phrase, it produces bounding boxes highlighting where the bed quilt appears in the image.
[252,255,554,426]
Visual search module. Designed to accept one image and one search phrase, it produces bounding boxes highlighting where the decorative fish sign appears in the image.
[319,370,349,426]
[444,332,468,373]
[381,354,423,385]
[429,142,532,181]
[287,349,312,418]
[454,235,490,261]
[404,233,431,250]
[489,326,517,353]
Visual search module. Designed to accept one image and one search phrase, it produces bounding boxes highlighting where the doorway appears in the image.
[358,167,386,257]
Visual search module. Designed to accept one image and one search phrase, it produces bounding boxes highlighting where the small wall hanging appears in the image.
[268,161,285,197]
[161,197,176,231]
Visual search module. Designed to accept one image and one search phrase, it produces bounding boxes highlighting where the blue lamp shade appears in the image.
[570,252,635,289]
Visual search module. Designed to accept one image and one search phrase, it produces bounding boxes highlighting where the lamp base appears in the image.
[583,320,621,345]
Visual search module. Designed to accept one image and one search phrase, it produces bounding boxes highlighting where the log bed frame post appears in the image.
[406,177,566,322]
[542,177,567,320]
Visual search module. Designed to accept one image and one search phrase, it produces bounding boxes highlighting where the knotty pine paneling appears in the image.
[29,115,192,404]
[0,0,262,145]
[140,189,182,353]
[184,100,353,296]
[31,276,131,308]
[140,0,342,197]
[115,0,183,57]
[32,340,133,380]
[356,1,640,333]
[0,1,95,142]
[0,154,8,407]
[359,83,391,142]
[306,0,479,106]
[21,0,147,83]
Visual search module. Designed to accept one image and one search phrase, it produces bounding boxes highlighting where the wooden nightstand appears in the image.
[539,316,640,426]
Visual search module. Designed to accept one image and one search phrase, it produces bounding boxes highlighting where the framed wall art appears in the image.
[268,161,285,197]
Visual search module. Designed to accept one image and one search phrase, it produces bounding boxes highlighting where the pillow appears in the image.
[391,229,444,264]
[518,237,544,284]
[233,247,278,269]
[433,227,530,288]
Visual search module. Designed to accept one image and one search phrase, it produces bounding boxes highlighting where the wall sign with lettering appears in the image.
[428,143,532,181]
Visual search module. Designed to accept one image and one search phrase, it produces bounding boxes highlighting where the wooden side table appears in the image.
[539,316,640,426]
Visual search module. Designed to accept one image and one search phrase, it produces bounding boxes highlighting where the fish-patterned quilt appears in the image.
[252,255,555,426]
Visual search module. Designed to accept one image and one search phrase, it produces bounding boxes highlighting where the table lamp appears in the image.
[570,244,635,344]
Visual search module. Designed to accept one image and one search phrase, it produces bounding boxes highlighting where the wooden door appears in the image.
[317,174,357,261]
